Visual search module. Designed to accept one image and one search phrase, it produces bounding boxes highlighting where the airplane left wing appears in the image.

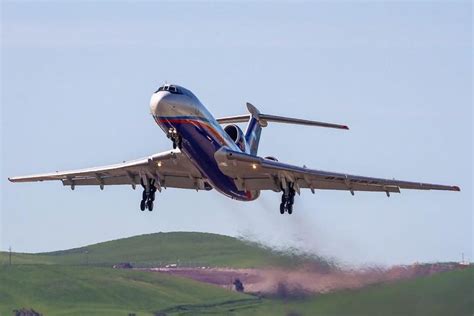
[9,149,210,191]
[214,148,460,195]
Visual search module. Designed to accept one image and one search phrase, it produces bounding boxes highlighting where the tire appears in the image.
[289,195,294,204]
[287,204,293,214]
[281,194,287,203]
[142,191,147,200]
[140,200,146,211]
[280,203,285,214]
[147,200,154,211]
[172,142,177,149]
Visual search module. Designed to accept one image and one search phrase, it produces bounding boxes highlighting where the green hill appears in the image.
[0,264,471,315]
[0,232,328,268]
[0,264,257,316]
[1,232,471,315]
[245,266,474,316]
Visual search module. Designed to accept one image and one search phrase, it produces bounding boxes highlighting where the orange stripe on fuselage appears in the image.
[158,118,229,146]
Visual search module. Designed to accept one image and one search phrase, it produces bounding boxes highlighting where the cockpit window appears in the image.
[154,85,182,94]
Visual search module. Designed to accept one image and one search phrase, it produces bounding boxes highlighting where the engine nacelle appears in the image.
[224,124,246,152]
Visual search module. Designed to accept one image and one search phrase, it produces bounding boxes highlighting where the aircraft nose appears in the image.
[149,91,171,116]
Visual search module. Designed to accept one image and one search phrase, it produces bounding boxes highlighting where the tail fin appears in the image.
[245,103,263,155]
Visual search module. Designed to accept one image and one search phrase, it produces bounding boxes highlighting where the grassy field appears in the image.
[245,266,474,316]
[0,232,328,268]
[0,264,472,315]
[0,264,256,316]
[1,232,471,315]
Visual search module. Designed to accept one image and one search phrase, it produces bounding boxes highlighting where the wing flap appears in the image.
[61,175,204,190]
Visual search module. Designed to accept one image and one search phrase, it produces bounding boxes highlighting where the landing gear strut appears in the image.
[140,179,157,211]
[167,128,182,149]
[280,183,295,215]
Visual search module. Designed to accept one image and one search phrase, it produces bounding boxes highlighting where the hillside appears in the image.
[0,232,329,268]
[0,264,471,315]
[0,264,257,316]
[245,266,474,316]
[1,232,471,315]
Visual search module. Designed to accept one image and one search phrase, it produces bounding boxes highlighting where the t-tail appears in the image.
[245,103,264,155]
[217,103,349,155]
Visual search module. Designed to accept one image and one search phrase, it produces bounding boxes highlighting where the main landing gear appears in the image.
[140,179,157,211]
[167,128,182,149]
[280,183,296,215]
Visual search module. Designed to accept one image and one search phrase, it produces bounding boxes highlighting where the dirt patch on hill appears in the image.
[143,263,462,296]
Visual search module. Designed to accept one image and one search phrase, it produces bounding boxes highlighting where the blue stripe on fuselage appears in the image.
[155,115,252,201]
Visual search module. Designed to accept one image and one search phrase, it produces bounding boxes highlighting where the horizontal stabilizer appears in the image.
[216,115,251,124]
[258,114,349,130]
[216,103,349,130]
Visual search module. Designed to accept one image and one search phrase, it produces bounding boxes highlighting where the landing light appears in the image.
[157,161,162,167]
[252,164,257,169]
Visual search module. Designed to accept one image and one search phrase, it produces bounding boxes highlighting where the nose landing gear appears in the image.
[140,179,157,211]
[280,183,296,215]
[167,128,182,150]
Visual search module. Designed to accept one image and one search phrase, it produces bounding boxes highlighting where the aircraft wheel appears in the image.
[140,200,146,211]
[280,202,285,214]
[172,141,177,149]
[287,204,293,215]
[142,191,147,200]
[150,191,155,202]
[147,200,154,211]
[288,194,294,205]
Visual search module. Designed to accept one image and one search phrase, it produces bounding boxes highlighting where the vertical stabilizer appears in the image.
[245,103,265,155]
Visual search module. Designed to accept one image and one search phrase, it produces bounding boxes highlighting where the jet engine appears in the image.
[224,124,246,151]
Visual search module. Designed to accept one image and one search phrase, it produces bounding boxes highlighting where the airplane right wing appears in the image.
[214,148,460,195]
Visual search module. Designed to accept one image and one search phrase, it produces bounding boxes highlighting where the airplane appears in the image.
[9,84,460,214]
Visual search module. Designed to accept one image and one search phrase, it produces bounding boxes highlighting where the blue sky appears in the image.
[1,1,472,265]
